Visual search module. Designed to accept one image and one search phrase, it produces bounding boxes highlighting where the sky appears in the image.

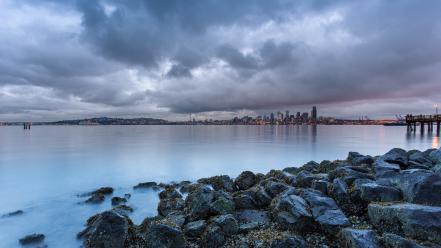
[1,0,441,121]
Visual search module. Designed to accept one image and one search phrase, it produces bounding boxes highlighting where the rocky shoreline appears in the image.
[23,147,441,247]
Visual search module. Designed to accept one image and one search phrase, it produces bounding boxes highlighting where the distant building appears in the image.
[311,106,317,121]
[285,110,289,120]
[301,112,309,121]
[296,112,301,119]
[270,113,275,123]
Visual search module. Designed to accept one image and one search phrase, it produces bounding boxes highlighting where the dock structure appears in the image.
[406,114,441,133]
[23,122,32,129]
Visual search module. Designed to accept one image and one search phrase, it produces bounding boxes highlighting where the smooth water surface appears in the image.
[0,125,439,247]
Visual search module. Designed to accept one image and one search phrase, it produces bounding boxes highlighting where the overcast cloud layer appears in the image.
[1,0,441,121]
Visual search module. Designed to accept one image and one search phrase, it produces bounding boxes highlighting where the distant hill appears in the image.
[43,117,171,125]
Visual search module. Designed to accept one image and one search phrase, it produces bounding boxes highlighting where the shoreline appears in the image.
[18,147,441,247]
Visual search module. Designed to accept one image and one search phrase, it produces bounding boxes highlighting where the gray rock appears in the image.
[301,189,350,235]
[233,191,257,210]
[311,180,330,195]
[184,220,206,238]
[185,185,214,220]
[374,160,401,186]
[360,183,402,202]
[251,185,272,207]
[271,235,307,248]
[380,148,409,168]
[330,166,374,185]
[262,180,288,197]
[2,210,24,218]
[235,171,257,190]
[159,187,182,199]
[340,228,380,248]
[350,178,375,201]
[271,193,313,231]
[202,225,225,248]
[348,152,374,166]
[214,214,239,236]
[144,223,186,248]
[133,181,157,189]
[158,197,185,216]
[301,161,320,172]
[112,205,133,216]
[210,195,235,215]
[368,203,441,244]
[111,196,127,206]
[433,163,441,176]
[78,210,129,248]
[330,178,350,203]
[296,170,328,188]
[85,193,105,204]
[19,233,45,245]
[409,151,433,166]
[165,211,186,227]
[429,148,441,164]
[397,169,441,206]
[381,233,425,248]
[198,175,235,192]
[236,210,270,226]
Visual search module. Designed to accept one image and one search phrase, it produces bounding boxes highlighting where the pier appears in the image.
[406,114,441,133]
[23,122,32,129]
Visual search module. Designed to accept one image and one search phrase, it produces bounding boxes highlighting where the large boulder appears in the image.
[202,225,226,248]
[368,203,441,244]
[143,223,186,248]
[235,171,258,190]
[329,166,374,185]
[159,187,182,199]
[300,189,350,235]
[236,210,270,232]
[296,171,328,188]
[397,169,441,206]
[271,193,313,231]
[380,148,409,168]
[158,197,185,216]
[210,192,235,215]
[233,191,258,210]
[214,214,239,236]
[198,175,235,192]
[185,185,214,220]
[261,180,289,198]
[359,183,402,202]
[340,228,380,248]
[78,210,130,248]
[184,220,206,238]
[429,148,441,164]
[330,178,350,204]
[374,160,401,186]
[348,152,374,166]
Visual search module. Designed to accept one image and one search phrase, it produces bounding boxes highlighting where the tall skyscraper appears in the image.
[311,106,317,121]
[270,113,275,123]
[285,110,289,120]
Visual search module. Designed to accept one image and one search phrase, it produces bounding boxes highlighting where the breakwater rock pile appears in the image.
[77,148,441,248]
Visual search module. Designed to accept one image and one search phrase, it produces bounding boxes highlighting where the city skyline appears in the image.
[1,1,441,121]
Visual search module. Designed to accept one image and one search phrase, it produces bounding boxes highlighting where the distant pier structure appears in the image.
[23,122,32,129]
[406,114,441,133]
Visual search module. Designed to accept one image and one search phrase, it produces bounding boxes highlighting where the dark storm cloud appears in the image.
[1,0,441,120]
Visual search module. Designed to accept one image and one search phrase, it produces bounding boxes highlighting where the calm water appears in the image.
[0,125,439,247]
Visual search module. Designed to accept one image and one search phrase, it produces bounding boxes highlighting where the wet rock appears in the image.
[198,175,235,192]
[179,183,202,194]
[85,193,105,204]
[381,233,425,248]
[202,225,225,248]
[368,203,441,244]
[296,170,328,188]
[271,235,307,248]
[19,233,45,245]
[143,223,186,248]
[407,161,430,170]
[210,194,235,215]
[185,185,214,220]
[301,189,350,235]
[380,148,409,168]
[184,220,206,238]
[214,214,239,236]
[2,210,24,218]
[350,178,375,201]
[133,181,157,189]
[158,197,185,217]
[374,160,401,185]
[409,151,433,166]
[433,163,441,176]
[78,210,129,248]
[235,171,257,190]
[340,228,379,248]
[165,211,186,227]
[271,193,313,231]
[233,191,257,210]
[112,205,133,216]
[360,183,402,202]
[301,161,320,172]
[92,187,114,195]
[111,196,127,206]
[250,185,273,208]
[348,152,374,166]
[159,187,182,199]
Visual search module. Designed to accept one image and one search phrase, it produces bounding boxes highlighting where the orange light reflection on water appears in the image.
[432,136,440,149]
